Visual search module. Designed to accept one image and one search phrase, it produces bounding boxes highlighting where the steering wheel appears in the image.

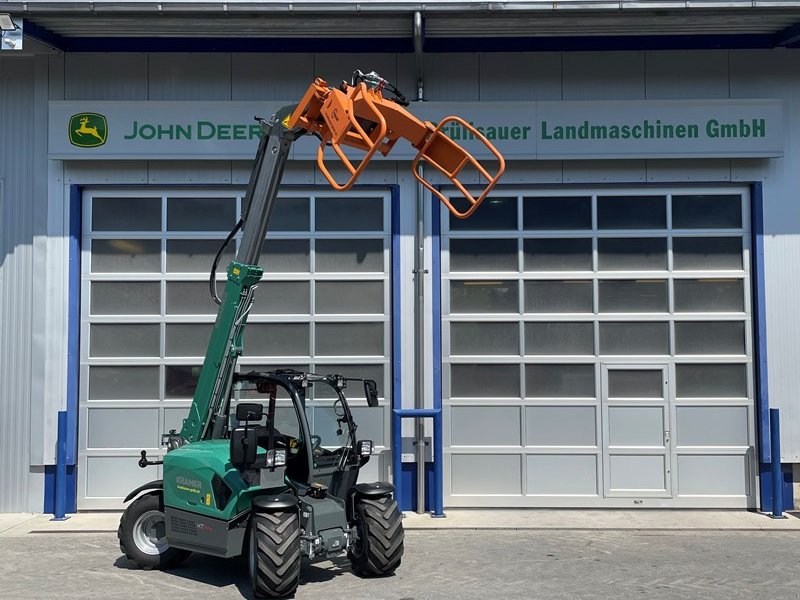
[310,435,322,453]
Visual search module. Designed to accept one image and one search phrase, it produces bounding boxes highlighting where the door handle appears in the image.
[664,430,670,445]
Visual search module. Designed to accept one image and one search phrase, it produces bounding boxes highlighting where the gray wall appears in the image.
[2,47,799,511]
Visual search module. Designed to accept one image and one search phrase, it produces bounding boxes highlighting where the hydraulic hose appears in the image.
[209,218,244,305]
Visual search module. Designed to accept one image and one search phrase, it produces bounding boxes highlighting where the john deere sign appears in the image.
[68,113,108,148]
[48,99,783,160]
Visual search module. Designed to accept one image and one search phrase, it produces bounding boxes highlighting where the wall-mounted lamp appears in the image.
[0,14,18,32]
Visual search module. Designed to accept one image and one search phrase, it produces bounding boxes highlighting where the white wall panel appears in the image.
[730,49,800,460]
[646,159,731,183]
[563,52,645,100]
[232,53,314,101]
[563,160,646,183]
[424,54,480,101]
[148,53,232,100]
[147,160,232,184]
[645,50,729,99]
[65,53,148,100]
[65,161,148,185]
[479,53,561,101]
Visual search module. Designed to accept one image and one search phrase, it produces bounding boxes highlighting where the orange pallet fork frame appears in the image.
[288,78,506,219]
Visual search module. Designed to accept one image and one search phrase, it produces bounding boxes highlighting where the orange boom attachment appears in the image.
[288,74,506,219]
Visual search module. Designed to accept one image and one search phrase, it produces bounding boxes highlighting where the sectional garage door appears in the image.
[441,187,756,508]
[78,188,391,509]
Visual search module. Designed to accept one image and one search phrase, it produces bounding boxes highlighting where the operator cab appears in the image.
[229,369,377,500]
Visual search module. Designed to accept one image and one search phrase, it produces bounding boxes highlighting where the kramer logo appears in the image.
[69,113,108,148]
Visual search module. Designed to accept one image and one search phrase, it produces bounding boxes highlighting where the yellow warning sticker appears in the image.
[232,267,240,276]
[205,493,212,506]
[282,113,292,128]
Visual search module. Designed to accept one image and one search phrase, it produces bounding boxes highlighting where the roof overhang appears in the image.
[5,1,800,52]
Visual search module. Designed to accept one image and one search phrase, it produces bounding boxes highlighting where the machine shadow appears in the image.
[114,552,356,598]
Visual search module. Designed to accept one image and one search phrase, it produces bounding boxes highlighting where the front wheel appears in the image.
[118,493,190,570]
[249,511,301,598]
[348,495,404,577]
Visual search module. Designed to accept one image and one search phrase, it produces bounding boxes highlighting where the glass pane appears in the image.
[608,370,663,398]
[672,195,742,229]
[524,239,592,271]
[525,323,594,355]
[316,197,383,231]
[451,364,520,398]
[599,280,667,313]
[245,323,310,357]
[675,321,745,355]
[676,364,747,398]
[451,322,519,355]
[167,197,236,231]
[92,239,161,273]
[674,279,744,312]
[598,238,667,271]
[91,282,160,315]
[450,280,519,313]
[599,322,669,355]
[166,239,231,273]
[315,281,383,314]
[166,281,219,315]
[524,280,593,313]
[165,365,201,399]
[92,197,161,232]
[312,364,384,399]
[315,323,384,356]
[251,281,310,315]
[449,197,516,231]
[89,366,159,400]
[259,239,310,273]
[90,324,160,358]
[598,195,666,229]
[165,323,212,357]
[673,237,743,270]
[315,239,383,273]
[266,197,309,232]
[525,364,595,398]
[450,238,517,272]
[523,196,591,230]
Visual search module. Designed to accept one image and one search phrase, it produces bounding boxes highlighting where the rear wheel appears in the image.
[348,495,404,576]
[118,493,190,570]
[249,511,301,598]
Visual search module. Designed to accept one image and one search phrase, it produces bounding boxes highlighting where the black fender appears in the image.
[348,481,395,522]
[123,479,163,503]
[252,493,298,513]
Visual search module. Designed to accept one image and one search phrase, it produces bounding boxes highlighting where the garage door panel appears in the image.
[451,454,522,495]
[443,187,754,508]
[87,408,160,449]
[527,454,598,495]
[677,455,749,496]
[79,189,392,508]
[451,406,521,447]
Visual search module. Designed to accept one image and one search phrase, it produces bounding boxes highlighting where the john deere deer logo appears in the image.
[69,113,108,148]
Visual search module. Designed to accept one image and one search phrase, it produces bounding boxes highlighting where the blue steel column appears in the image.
[770,409,786,518]
[51,411,70,521]
[390,187,404,506]
[431,194,444,517]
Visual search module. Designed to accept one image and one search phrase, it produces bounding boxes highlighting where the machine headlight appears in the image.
[266,449,287,467]
[357,440,373,456]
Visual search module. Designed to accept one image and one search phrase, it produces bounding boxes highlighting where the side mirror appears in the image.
[236,402,263,422]
[364,379,379,407]
[230,427,258,469]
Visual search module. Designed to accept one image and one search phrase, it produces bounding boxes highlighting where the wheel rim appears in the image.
[352,513,366,559]
[132,510,169,556]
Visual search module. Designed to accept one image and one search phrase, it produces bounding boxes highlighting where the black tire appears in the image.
[249,511,301,598]
[118,493,190,570]
[348,495,404,577]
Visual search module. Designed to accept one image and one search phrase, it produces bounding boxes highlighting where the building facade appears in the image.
[1,0,799,514]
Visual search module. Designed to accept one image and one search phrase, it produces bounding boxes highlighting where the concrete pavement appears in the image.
[2,509,799,536]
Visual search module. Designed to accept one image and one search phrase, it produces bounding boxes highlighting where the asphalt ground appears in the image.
[2,529,800,600]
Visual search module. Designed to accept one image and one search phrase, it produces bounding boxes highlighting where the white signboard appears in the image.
[48,99,783,161]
